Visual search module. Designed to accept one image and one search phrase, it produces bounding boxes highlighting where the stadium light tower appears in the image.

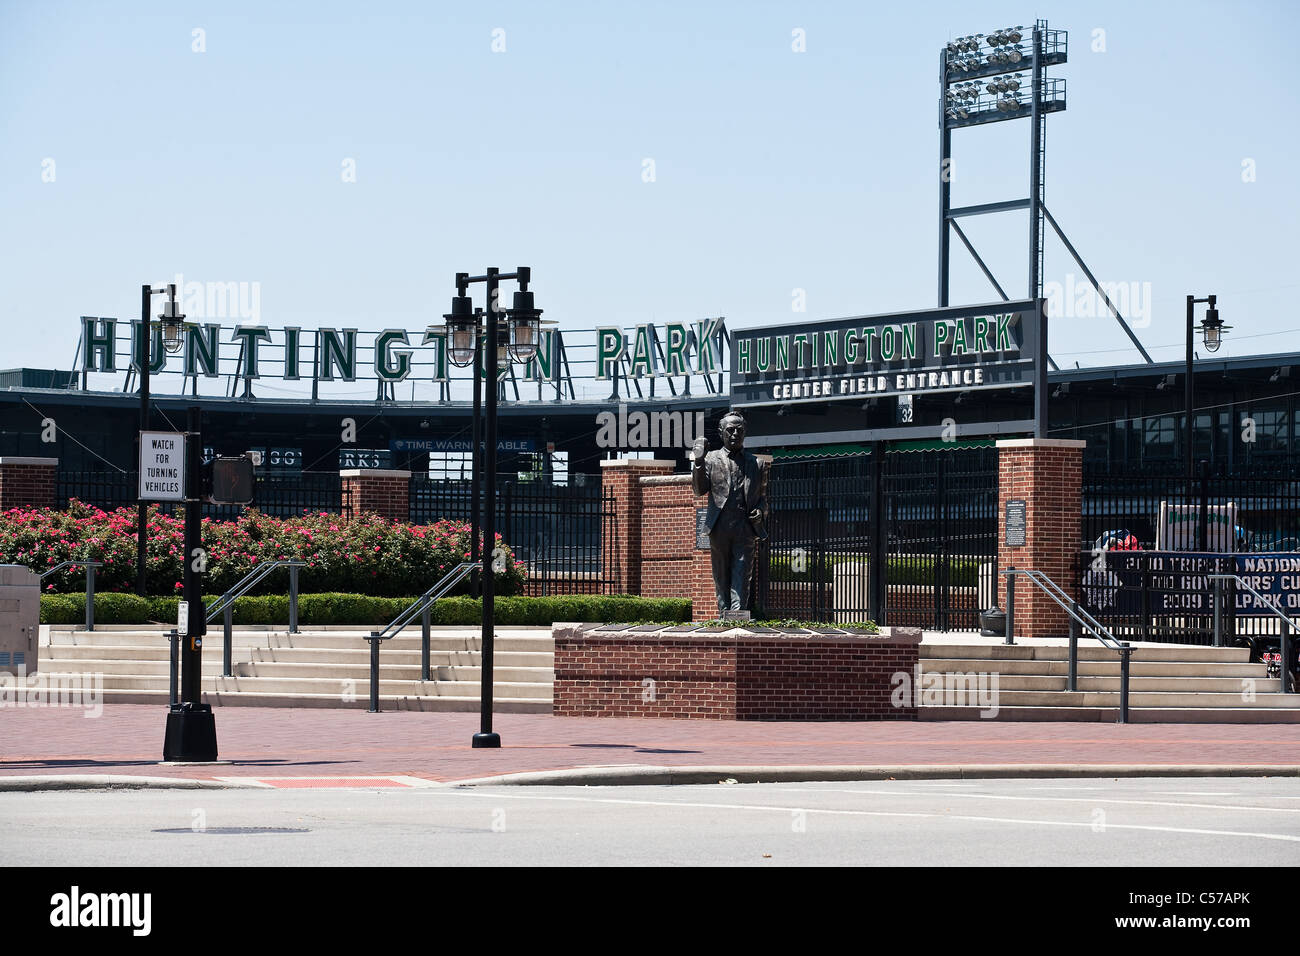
[937,19,1155,367]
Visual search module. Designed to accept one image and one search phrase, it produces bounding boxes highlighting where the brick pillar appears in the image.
[0,457,58,511]
[340,469,412,522]
[599,459,675,595]
[639,473,719,621]
[996,438,1085,639]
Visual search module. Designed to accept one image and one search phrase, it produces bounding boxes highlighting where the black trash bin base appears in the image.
[162,702,218,762]
[978,608,1006,638]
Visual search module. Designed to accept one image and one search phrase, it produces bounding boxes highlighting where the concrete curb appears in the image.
[448,763,1300,787]
[0,775,268,792]
[5,763,1299,791]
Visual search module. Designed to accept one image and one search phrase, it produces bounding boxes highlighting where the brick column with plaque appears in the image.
[996,438,1085,639]
[599,459,676,596]
[638,473,719,620]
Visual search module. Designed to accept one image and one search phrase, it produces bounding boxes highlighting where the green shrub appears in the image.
[41,592,691,627]
[766,553,981,587]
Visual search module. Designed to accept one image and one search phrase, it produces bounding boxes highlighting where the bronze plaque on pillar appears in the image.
[695,508,710,550]
[1005,498,1027,547]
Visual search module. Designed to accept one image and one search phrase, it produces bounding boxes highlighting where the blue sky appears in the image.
[1,0,1296,392]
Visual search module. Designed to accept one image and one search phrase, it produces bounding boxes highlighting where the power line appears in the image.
[1049,386,1300,436]
[21,399,128,473]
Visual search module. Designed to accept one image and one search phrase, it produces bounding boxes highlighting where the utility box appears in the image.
[0,564,40,675]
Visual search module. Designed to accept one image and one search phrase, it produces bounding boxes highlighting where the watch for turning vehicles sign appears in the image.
[139,431,185,502]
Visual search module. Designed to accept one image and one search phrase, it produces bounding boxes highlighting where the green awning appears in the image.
[772,438,995,459]
[888,438,996,452]
[772,443,872,459]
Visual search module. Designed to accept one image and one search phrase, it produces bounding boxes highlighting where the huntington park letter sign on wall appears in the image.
[729,300,1045,408]
[139,431,185,502]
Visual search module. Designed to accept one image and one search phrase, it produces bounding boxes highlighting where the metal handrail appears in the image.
[365,562,477,713]
[1208,574,1296,694]
[203,560,305,677]
[39,560,102,631]
[1002,566,1133,723]
[205,560,305,622]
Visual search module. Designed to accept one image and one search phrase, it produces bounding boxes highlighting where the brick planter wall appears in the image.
[996,438,1085,639]
[340,469,411,521]
[0,458,58,511]
[553,623,921,720]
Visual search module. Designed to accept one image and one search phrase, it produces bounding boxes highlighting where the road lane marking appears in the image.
[436,789,1300,843]
[768,786,1300,815]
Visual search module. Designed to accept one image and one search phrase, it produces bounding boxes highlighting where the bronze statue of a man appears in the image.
[691,410,769,613]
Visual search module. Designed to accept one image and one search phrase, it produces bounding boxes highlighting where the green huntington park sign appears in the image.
[76,318,569,384]
[729,300,1045,407]
[76,316,730,387]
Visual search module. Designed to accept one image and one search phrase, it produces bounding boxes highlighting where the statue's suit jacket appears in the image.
[691,449,769,537]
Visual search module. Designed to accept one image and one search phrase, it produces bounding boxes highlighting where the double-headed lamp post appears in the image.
[136,283,186,596]
[1185,294,1229,486]
[439,267,543,748]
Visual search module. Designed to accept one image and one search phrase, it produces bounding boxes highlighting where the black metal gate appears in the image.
[756,446,998,630]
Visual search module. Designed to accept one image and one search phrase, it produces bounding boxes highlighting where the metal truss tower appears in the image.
[937,19,1153,366]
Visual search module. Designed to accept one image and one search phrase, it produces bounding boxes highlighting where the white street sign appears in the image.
[177,601,189,638]
[139,431,185,501]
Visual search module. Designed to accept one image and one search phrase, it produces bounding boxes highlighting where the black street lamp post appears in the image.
[1185,294,1228,553]
[162,404,218,762]
[136,283,185,596]
[439,267,542,749]
[1184,294,1228,485]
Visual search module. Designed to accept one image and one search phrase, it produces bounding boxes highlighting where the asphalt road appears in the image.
[3,777,1299,866]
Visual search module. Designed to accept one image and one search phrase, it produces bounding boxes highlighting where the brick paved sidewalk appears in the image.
[3,705,1300,784]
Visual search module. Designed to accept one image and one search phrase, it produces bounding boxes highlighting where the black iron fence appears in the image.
[757,447,998,629]
[54,470,347,519]
[1082,466,1300,552]
[55,470,140,513]
[410,475,615,595]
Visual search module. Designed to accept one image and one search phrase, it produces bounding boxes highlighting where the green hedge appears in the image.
[767,553,982,587]
[40,592,692,627]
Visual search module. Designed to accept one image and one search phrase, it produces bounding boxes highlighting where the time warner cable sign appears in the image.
[728,300,1046,407]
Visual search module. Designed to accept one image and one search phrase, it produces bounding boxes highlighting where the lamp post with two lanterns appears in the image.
[438,267,544,748]
[136,283,186,597]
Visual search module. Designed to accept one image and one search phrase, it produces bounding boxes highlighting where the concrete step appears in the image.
[920,705,1300,723]
[979,689,1300,708]
[34,658,556,684]
[46,628,555,653]
[917,672,1281,693]
[40,648,553,670]
[922,643,1250,663]
[94,688,551,712]
[918,657,1267,678]
[42,645,249,662]
[242,647,552,667]
[232,662,554,683]
[72,674,553,699]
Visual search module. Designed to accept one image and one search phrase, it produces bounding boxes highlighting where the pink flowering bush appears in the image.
[0,501,525,598]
